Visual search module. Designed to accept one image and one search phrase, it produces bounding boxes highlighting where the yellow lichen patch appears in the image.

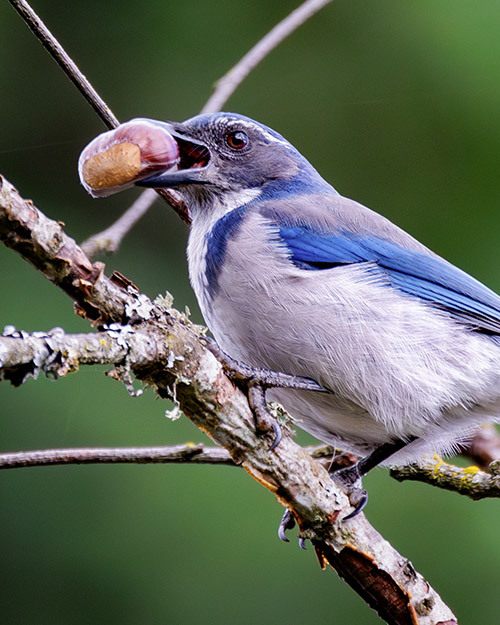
[461,465,480,477]
[82,142,141,189]
[431,454,445,477]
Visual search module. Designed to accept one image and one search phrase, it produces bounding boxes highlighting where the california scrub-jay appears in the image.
[83,112,500,517]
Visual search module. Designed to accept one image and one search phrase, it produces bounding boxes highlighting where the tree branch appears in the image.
[201,0,334,114]
[0,322,170,385]
[0,444,350,471]
[4,322,498,507]
[0,443,234,470]
[390,456,500,501]
[0,326,124,385]
[0,174,457,624]
[0,176,131,323]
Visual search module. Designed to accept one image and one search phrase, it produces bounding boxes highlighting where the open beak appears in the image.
[136,126,211,189]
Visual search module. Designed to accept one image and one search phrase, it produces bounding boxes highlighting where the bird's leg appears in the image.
[204,337,326,392]
[247,384,282,450]
[204,337,328,450]
[332,437,418,520]
[278,437,419,546]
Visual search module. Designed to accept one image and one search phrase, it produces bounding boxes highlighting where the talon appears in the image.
[269,420,283,451]
[298,536,308,550]
[278,509,295,542]
[331,462,368,521]
[343,489,368,521]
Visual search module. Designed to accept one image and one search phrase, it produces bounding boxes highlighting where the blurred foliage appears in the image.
[1,0,500,623]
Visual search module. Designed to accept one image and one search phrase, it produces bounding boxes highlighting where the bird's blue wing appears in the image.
[279,225,500,334]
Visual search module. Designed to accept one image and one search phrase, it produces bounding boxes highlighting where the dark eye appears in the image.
[226,131,248,150]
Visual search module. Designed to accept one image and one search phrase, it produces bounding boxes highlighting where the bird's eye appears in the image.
[225,131,248,150]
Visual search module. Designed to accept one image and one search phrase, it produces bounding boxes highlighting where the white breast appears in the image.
[187,189,262,318]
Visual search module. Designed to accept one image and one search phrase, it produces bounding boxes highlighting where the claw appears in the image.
[298,536,308,550]
[343,489,368,521]
[278,509,295,542]
[268,420,283,451]
[330,461,368,521]
[329,437,418,520]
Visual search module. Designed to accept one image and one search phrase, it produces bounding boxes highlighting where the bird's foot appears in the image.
[330,462,368,520]
[341,486,368,521]
[278,508,295,542]
[327,438,418,520]
[278,459,368,549]
[247,384,283,450]
[204,337,327,450]
[278,509,308,549]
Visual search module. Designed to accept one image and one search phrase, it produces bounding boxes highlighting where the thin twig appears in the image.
[81,189,158,256]
[0,444,334,471]
[201,0,333,114]
[8,0,119,130]
[0,444,235,470]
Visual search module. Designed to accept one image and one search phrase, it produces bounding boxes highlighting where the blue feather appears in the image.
[279,225,500,333]
[205,205,247,295]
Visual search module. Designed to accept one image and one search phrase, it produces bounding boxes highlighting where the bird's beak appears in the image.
[136,125,211,188]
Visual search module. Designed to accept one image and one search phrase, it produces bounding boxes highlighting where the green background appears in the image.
[1,1,500,623]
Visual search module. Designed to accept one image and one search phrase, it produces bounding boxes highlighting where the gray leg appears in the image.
[205,337,328,450]
[332,437,418,520]
[205,337,326,392]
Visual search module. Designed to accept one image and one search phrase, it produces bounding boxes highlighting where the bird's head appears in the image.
[136,112,330,216]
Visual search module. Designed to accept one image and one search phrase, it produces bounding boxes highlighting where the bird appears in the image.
[131,112,500,515]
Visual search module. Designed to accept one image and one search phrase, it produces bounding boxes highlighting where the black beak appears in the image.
[136,168,208,188]
[136,125,211,189]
